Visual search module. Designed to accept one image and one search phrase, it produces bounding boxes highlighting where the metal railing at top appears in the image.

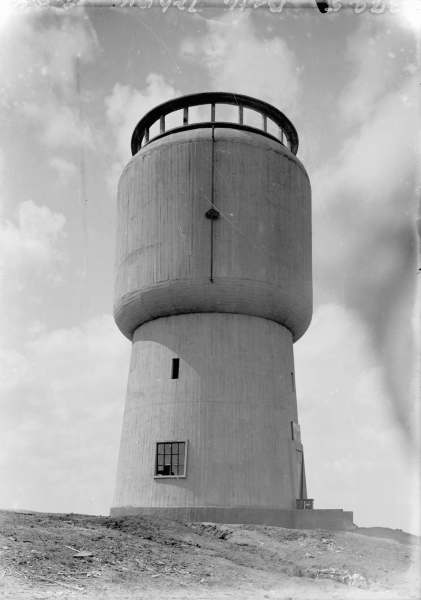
[130,92,299,156]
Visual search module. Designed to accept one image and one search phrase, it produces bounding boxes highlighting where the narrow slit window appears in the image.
[155,441,187,477]
[291,371,295,392]
[171,358,180,379]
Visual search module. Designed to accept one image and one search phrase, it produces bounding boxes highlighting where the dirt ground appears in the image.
[0,510,419,599]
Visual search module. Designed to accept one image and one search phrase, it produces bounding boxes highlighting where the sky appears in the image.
[0,1,419,534]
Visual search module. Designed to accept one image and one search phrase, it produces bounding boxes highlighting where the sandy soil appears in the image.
[0,511,419,599]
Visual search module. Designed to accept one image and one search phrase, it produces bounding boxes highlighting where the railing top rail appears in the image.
[130,92,299,156]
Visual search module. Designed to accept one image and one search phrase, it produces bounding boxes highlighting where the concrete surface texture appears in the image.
[109,506,355,531]
[112,118,315,521]
[114,128,312,342]
[113,313,303,510]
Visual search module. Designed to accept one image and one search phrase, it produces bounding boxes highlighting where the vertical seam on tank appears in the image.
[210,123,216,283]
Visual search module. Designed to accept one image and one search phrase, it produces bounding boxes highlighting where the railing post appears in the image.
[239,105,243,125]
[262,114,267,132]
[144,128,149,144]
[160,115,165,134]
[183,107,188,125]
[211,103,215,122]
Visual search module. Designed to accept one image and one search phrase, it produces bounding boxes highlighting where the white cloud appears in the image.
[0,140,68,336]
[311,43,418,442]
[0,200,65,276]
[295,304,420,534]
[0,150,5,208]
[313,77,417,283]
[338,19,409,125]
[105,73,179,192]
[0,199,66,342]
[0,0,17,30]
[180,12,301,114]
[0,11,97,149]
[0,314,130,515]
[22,102,94,150]
[49,156,78,181]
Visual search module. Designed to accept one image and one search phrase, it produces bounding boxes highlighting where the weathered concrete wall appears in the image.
[114,128,312,342]
[112,313,304,512]
[110,506,355,531]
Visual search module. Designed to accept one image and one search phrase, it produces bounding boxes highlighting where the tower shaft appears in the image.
[114,313,305,512]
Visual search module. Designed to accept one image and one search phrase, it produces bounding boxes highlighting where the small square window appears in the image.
[155,441,187,478]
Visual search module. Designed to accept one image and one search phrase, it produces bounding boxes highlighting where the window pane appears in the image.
[243,108,261,129]
[216,103,237,123]
[155,441,186,476]
[165,109,183,131]
[189,104,208,124]
[149,119,160,141]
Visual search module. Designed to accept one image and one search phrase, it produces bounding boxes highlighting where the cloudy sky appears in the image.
[0,2,419,534]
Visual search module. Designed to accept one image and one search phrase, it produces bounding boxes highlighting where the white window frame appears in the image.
[154,440,188,479]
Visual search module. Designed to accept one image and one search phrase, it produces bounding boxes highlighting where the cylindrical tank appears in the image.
[111,93,312,520]
[114,129,311,341]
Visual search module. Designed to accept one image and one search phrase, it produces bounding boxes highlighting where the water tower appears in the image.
[111,92,353,528]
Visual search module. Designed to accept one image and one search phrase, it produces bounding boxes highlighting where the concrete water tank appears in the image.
[111,92,312,522]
